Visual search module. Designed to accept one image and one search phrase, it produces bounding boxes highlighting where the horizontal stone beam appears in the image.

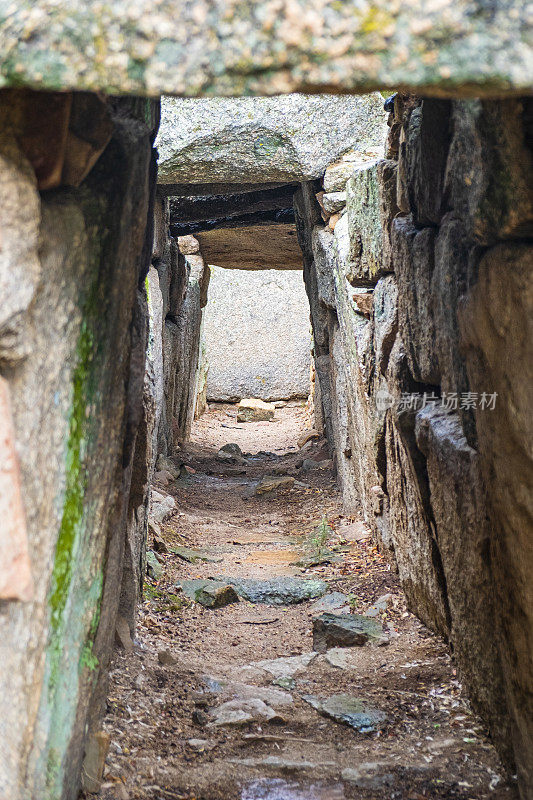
[168,185,298,226]
[0,1,530,97]
[157,94,386,185]
[170,207,295,237]
[195,222,303,270]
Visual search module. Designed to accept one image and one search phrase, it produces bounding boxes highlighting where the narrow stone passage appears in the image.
[98,406,516,800]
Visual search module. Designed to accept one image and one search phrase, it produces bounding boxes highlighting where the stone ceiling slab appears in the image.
[0,2,530,97]
[157,94,386,186]
[195,223,302,270]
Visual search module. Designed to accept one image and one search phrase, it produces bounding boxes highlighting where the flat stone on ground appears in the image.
[303,694,388,733]
[252,652,317,679]
[237,398,276,423]
[178,579,240,608]
[222,577,328,605]
[209,698,285,727]
[309,592,350,614]
[312,613,386,653]
[254,475,295,495]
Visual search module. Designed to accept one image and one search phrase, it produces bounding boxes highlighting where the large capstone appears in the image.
[157,94,387,187]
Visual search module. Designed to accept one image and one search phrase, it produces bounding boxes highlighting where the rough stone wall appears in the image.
[151,201,209,454]
[0,91,159,800]
[203,267,311,403]
[297,95,533,797]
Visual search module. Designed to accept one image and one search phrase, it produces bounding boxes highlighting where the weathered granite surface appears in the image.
[298,94,533,798]
[203,266,311,402]
[0,95,159,800]
[158,94,386,185]
[0,1,531,96]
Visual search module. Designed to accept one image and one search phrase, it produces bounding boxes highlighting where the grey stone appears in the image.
[204,678,293,708]
[254,476,295,495]
[196,222,303,271]
[309,592,350,614]
[322,192,347,214]
[0,132,40,367]
[324,152,382,193]
[177,235,200,255]
[459,241,533,785]
[187,738,217,752]
[303,694,388,733]
[312,613,386,653]
[325,648,361,669]
[432,214,472,397]
[216,448,244,464]
[445,99,533,244]
[180,579,240,609]
[406,100,452,227]
[253,652,317,679]
[158,246,208,450]
[415,406,511,759]
[373,275,398,378]
[223,577,328,605]
[0,99,159,800]
[219,443,243,456]
[158,94,386,185]
[146,550,163,581]
[272,677,296,691]
[155,454,181,479]
[392,218,439,384]
[237,398,276,423]
[149,488,177,525]
[385,398,450,639]
[311,226,337,310]
[209,698,285,727]
[345,159,398,285]
[1,5,530,98]
[365,594,393,617]
[203,268,311,402]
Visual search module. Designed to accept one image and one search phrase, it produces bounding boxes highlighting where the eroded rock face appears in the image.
[0,93,159,800]
[158,94,386,186]
[459,242,533,792]
[298,93,533,796]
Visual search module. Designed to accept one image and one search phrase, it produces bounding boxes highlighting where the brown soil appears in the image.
[93,404,518,800]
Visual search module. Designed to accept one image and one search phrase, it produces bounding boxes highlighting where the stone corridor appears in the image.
[0,7,532,800]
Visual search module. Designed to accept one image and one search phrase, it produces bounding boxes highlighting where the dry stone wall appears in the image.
[152,208,210,453]
[297,95,533,797]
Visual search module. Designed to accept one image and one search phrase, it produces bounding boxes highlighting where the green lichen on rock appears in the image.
[40,200,108,799]
[47,318,94,690]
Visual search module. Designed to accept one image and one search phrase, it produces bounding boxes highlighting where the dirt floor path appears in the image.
[96,404,518,800]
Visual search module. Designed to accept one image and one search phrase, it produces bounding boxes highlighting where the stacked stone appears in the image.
[296,94,533,793]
